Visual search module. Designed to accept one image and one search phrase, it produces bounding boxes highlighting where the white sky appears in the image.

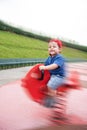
[0,0,87,46]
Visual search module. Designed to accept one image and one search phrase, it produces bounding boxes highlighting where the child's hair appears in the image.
[49,39,63,48]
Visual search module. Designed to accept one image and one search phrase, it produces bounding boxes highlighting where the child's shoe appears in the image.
[42,95,57,108]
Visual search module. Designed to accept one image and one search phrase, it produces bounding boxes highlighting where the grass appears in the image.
[0,30,87,59]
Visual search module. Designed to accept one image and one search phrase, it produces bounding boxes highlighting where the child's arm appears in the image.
[39,64,58,71]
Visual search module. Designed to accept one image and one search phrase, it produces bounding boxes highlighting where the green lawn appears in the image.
[0,30,87,59]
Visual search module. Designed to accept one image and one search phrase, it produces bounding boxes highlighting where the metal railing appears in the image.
[0,58,87,70]
[0,58,46,70]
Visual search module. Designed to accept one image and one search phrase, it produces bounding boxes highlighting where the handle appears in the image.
[39,70,44,80]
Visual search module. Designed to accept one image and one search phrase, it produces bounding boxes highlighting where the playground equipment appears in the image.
[22,63,87,125]
[22,64,80,103]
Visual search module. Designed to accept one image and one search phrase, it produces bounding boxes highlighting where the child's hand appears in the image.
[39,65,45,70]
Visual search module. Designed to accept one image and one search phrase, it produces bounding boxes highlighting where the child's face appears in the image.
[48,42,60,56]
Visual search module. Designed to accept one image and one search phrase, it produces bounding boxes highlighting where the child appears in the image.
[39,38,66,107]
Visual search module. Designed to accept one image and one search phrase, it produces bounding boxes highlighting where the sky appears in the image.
[0,0,87,46]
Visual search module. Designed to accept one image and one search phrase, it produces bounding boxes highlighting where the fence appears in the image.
[0,58,45,70]
[0,58,87,70]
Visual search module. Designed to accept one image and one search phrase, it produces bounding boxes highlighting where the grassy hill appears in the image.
[0,30,87,60]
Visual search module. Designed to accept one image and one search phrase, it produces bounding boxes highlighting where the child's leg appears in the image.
[47,75,65,96]
[42,75,65,107]
[47,87,57,96]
